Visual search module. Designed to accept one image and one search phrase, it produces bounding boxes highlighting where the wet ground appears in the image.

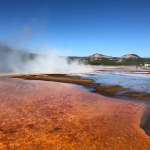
[68,66,150,94]
[1,66,150,149]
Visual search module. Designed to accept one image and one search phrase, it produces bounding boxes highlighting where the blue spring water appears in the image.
[69,73,150,94]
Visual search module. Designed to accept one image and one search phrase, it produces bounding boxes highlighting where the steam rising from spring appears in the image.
[0,45,92,74]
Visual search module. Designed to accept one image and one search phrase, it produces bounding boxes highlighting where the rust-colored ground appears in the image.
[10,74,130,97]
[0,75,150,150]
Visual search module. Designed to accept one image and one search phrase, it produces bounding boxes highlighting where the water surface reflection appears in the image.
[68,71,150,94]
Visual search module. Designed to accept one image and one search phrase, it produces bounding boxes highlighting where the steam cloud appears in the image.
[0,45,92,74]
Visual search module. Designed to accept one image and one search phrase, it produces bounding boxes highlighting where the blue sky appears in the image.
[0,0,150,57]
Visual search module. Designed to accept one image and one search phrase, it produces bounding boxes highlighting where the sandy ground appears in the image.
[0,76,150,150]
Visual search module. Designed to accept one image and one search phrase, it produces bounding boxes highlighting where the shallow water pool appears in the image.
[69,72,150,94]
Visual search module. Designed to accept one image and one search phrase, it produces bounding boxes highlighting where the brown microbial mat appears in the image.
[0,75,150,149]
[11,74,150,101]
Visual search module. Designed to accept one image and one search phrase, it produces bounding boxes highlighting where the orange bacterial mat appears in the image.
[0,76,150,150]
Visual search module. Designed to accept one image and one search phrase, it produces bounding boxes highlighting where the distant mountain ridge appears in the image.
[0,45,150,66]
[67,53,142,62]
[88,53,140,60]
[67,53,150,65]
